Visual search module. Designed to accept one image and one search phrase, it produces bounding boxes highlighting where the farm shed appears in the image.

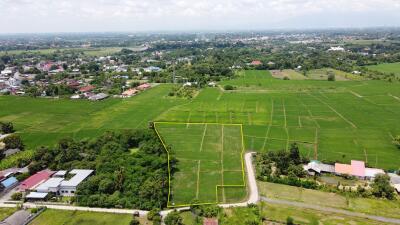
[303,160,335,175]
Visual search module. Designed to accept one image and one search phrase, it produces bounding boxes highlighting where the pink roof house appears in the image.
[18,170,55,191]
[335,160,365,178]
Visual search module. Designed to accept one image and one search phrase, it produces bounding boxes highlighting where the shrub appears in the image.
[3,134,24,150]
[223,85,235,90]
[11,192,23,201]
[147,208,160,221]
[286,216,294,225]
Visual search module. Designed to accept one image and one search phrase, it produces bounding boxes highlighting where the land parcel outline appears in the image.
[154,122,246,207]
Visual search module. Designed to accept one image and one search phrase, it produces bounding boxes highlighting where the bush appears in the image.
[223,85,235,90]
[283,76,290,80]
[11,192,23,201]
[3,134,24,150]
[129,218,140,225]
[286,216,294,225]
[30,208,38,214]
[327,73,335,81]
[0,122,14,134]
[147,208,160,221]
[164,210,183,225]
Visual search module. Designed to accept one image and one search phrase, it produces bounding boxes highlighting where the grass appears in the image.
[270,69,307,80]
[258,181,400,219]
[260,202,391,225]
[29,209,147,225]
[0,207,16,221]
[366,62,400,77]
[154,122,246,206]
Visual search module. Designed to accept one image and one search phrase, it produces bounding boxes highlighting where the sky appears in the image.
[1,0,400,33]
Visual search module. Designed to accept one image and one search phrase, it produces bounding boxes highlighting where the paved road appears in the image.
[218,152,259,208]
[261,197,400,224]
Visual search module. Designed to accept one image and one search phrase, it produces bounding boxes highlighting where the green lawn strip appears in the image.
[258,182,400,219]
[0,208,16,221]
[29,209,134,225]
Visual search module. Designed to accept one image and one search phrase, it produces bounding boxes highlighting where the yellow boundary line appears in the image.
[153,121,246,208]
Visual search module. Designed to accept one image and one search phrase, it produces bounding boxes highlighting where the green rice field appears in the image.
[1,69,400,200]
[367,62,400,77]
[154,122,246,206]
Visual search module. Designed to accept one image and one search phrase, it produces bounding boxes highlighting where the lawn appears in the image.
[0,207,16,221]
[258,181,400,219]
[29,209,146,225]
[154,122,246,206]
[367,62,400,77]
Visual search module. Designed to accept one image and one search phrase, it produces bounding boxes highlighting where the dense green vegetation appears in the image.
[28,129,172,210]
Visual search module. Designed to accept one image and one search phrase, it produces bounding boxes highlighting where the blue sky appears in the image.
[1,0,400,33]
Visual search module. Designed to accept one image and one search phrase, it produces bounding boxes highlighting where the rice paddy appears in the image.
[154,122,246,206]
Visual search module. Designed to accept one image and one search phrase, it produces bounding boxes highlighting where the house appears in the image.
[328,46,345,52]
[88,93,109,101]
[203,218,218,225]
[35,177,64,193]
[79,85,95,93]
[250,60,262,66]
[122,88,139,98]
[137,83,151,91]
[335,160,384,180]
[18,170,55,191]
[144,66,162,73]
[303,160,335,176]
[59,169,93,196]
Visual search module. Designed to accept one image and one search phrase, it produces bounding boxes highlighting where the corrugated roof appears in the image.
[365,168,385,178]
[26,192,48,199]
[351,160,365,177]
[1,176,18,188]
[60,169,93,187]
[36,177,64,192]
[18,170,54,191]
[335,163,352,175]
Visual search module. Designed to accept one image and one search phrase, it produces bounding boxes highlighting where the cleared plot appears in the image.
[29,209,134,225]
[270,69,307,80]
[154,122,246,206]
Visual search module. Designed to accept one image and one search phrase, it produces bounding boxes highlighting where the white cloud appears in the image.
[0,0,400,33]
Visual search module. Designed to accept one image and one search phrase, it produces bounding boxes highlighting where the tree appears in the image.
[289,143,301,165]
[26,86,41,97]
[393,135,400,149]
[371,174,395,200]
[327,71,335,81]
[3,134,24,150]
[0,122,14,134]
[11,192,23,201]
[129,218,140,225]
[286,216,294,225]
[164,210,183,225]
[224,85,235,90]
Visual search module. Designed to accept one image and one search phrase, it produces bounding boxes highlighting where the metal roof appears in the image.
[35,177,64,192]
[26,192,48,199]
[1,176,18,188]
[60,169,93,188]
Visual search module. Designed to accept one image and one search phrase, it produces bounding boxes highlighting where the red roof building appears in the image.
[79,85,95,93]
[250,60,262,66]
[203,218,218,225]
[18,170,54,191]
[137,83,151,91]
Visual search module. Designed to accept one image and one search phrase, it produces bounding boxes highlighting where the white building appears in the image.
[32,169,93,197]
[328,46,345,52]
[59,169,93,196]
